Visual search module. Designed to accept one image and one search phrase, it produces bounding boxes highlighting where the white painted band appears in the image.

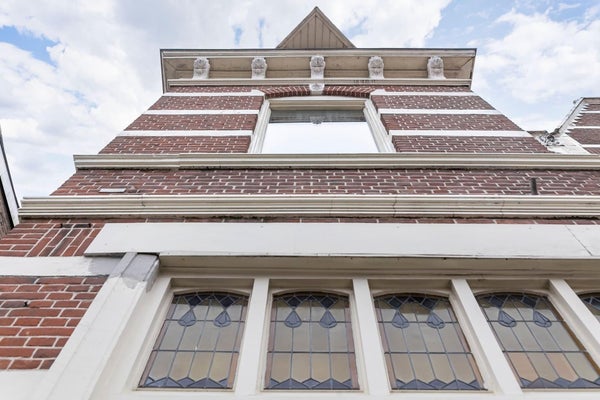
[118,130,253,137]
[390,130,531,137]
[143,109,259,115]
[582,111,600,114]
[0,256,118,276]
[570,126,600,129]
[378,109,500,115]
[583,144,600,148]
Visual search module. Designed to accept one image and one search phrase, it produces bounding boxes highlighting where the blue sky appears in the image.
[0,0,599,198]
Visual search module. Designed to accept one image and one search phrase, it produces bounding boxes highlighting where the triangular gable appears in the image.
[277,7,355,49]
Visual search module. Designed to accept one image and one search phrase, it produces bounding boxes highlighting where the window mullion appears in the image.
[234,277,270,395]
[352,278,390,395]
[450,279,522,395]
[549,279,600,365]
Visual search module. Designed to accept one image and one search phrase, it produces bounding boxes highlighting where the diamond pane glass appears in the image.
[266,292,358,390]
[477,293,600,389]
[374,294,483,390]
[580,294,600,322]
[140,292,248,389]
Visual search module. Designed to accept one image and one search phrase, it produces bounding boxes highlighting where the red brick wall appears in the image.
[100,136,251,154]
[576,113,600,126]
[125,114,257,131]
[0,222,104,257]
[0,276,106,369]
[586,105,600,111]
[392,136,550,153]
[382,114,522,131]
[569,129,600,144]
[169,86,254,93]
[149,96,263,110]
[587,148,600,154]
[52,169,600,196]
[372,95,494,110]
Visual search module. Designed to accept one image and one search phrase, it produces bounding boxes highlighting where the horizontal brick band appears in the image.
[143,109,260,115]
[379,109,500,115]
[52,168,600,196]
[569,129,600,144]
[168,86,254,93]
[0,222,104,257]
[125,114,257,131]
[149,95,263,110]
[372,95,491,109]
[0,275,105,369]
[118,130,252,137]
[392,136,550,153]
[575,113,600,126]
[382,114,521,131]
[586,104,600,111]
[100,136,251,154]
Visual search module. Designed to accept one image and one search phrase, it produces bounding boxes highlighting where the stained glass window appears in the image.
[265,292,358,390]
[140,292,248,389]
[580,294,600,322]
[478,293,600,389]
[374,294,483,390]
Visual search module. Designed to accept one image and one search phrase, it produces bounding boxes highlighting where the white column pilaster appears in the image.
[450,279,522,395]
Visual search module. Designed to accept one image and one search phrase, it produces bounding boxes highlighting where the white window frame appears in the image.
[248,96,395,154]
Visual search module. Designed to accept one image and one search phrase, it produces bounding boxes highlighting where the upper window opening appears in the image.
[262,109,378,154]
[140,292,248,389]
[477,293,600,389]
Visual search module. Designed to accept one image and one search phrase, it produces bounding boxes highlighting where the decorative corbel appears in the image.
[251,57,267,79]
[427,56,445,79]
[192,57,210,79]
[368,56,384,79]
[309,55,325,94]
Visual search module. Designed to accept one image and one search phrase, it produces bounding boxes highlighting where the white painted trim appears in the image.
[235,277,269,395]
[248,100,271,154]
[163,90,264,97]
[364,99,395,153]
[118,130,253,137]
[143,109,260,115]
[19,195,600,219]
[168,77,472,87]
[583,111,600,114]
[378,108,500,115]
[0,256,118,276]
[450,279,522,395]
[583,144,600,148]
[370,89,476,96]
[352,279,390,395]
[0,138,19,226]
[570,126,600,129]
[85,222,600,260]
[73,152,600,170]
[390,130,530,137]
[0,370,47,400]
[268,96,365,110]
[548,279,600,366]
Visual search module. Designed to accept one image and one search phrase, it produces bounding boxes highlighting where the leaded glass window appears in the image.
[265,292,358,390]
[580,294,600,322]
[478,293,600,389]
[374,294,483,390]
[140,292,248,389]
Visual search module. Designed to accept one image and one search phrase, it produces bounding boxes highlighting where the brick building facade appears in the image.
[2,8,600,400]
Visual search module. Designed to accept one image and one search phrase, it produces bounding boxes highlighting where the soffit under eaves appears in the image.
[276,7,355,49]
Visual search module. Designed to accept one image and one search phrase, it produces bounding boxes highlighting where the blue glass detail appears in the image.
[533,310,552,328]
[421,297,437,310]
[319,310,337,328]
[522,295,537,308]
[391,310,409,328]
[217,295,236,308]
[319,296,336,309]
[185,295,202,306]
[214,310,231,327]
[284,310,302,328]
[426,312,445,329]
[488,295,506,308]
[178,309,197,326]
[498,309,516,327]
[387,296,403,308]
[284,296,303,307]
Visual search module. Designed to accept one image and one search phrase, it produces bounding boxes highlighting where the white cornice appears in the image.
[18,195,600,218]
[72,152,600,170]
[168,78,472,87]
